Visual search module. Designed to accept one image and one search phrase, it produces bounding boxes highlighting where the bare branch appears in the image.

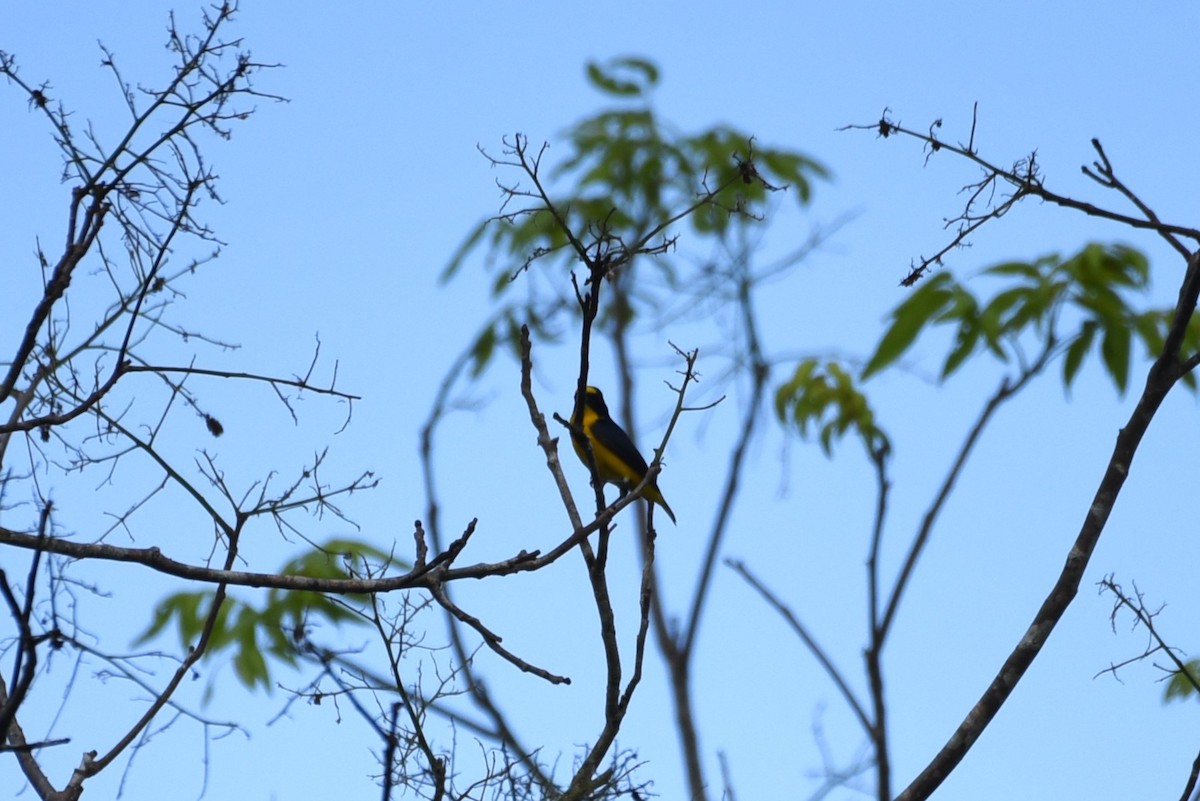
[843,110,1200,283]
[727,559,872,735]
[879,339,1055,642]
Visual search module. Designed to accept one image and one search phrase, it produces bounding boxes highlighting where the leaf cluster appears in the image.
[775,359,888,458]
[135,538,391,693]
[1165,659,1200,703]
[863,243,1198,394]
[442,56,828,378]
[776,242,1200,460]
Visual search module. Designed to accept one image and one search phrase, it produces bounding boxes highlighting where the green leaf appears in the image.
[1066,242,1150,290]
[942,320,981,379]
[1131,311,1165,357]
[441,57,828,392]
[937,285,978,322]
[1114,244,1150,286]
[233,634,270,691]
[1100,324,1132,395]
[759,149,830,202]
[1164,660,1200,702]
[774,360,817,421]
[984,258,1053,279]
[979,286,1030,337]
[137,537,395,702]
[469,326,497,377]
[1074,285,1128,329]
[134,590,209,648]
[1062,321,1098,389]
[1022,275,1068,334]
[862,273,954,379]
[134,595,182,646]
[776,359,890,458]
[584,57,659,97]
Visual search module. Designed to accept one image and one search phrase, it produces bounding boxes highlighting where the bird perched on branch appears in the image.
[571,385,676,525]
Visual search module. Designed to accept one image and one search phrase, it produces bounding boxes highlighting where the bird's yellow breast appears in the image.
[569,387,676,524]
[572,404,636,486]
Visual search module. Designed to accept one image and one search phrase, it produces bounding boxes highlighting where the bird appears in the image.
[570,385,676,525]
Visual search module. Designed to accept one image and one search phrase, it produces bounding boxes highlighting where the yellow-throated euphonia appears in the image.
[571,386,676,524]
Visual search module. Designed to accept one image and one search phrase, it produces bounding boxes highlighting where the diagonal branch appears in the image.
[896,250,1200,801]
[80,524,244,782]
[727,559,872,735]
[878,340,1053,643]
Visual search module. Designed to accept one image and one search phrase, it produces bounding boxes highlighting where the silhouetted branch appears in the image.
[879,339,1055,642]
[1096,576,1200,693]
[727,559,871,735]
[844,110,1200,284]
[896,249,1200,801]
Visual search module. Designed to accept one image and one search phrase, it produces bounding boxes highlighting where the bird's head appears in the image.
[582,385,610,418]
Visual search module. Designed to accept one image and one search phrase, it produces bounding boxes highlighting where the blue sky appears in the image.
[3,2,1199,800]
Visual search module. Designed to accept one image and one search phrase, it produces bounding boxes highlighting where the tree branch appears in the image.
[727,559,872,735]
[879,340,1053,642]
[896,250,1200,801]
[844,112,1200,283]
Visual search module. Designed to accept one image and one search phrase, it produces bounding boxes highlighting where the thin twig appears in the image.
[727,559,872,734]
[879,340,1053,642]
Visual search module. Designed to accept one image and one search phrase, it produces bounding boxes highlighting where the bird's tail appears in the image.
[645,485,676,525]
